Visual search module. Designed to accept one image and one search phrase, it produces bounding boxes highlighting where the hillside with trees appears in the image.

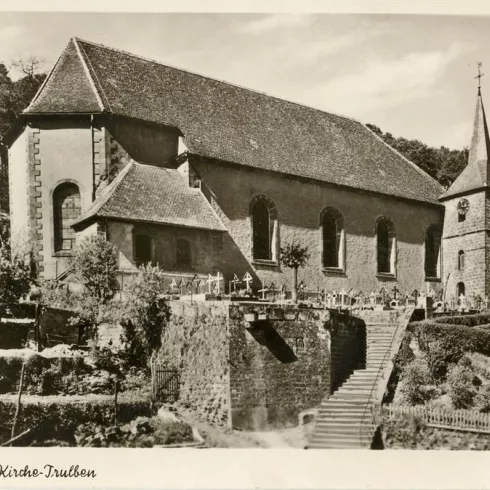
[0,58,46,214]
[366,123,468,189]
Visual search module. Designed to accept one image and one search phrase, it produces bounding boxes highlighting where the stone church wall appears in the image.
[107,220,224,274]
[8,128,30,248]
[443,191,490,298]
[192,158,444,295]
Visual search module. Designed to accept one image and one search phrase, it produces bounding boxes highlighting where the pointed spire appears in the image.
[440,76,490,200]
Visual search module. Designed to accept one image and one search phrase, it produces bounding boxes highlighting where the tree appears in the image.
[280,243,310,303]
[122,264,171,368]
[70,234,118,303]
[0,240,32,314]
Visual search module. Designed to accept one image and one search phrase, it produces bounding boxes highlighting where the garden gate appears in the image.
[151,363,180,402]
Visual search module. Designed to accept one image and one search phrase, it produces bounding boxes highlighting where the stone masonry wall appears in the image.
[228,304,332,430]
[157,301,231,426]
[191,158,444,295]
[443,191,489,298]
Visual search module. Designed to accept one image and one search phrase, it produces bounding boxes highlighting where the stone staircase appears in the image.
[307,308,413,449]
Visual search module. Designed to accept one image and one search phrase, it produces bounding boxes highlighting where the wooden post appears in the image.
[114,379,119,426]
[11,363,26,443]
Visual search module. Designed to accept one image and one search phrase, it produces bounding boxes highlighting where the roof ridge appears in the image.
[362,123,444,193]
[23,41,71,113]
[73,36,362,125]
[72,38,106,112]
[76,161,134,225]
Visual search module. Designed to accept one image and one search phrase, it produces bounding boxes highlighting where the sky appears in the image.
[0,10,489,149]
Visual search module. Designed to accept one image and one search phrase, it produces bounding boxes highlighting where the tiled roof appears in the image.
[26,38,444,205]
[440,89,490,200]
[73,162,226,232]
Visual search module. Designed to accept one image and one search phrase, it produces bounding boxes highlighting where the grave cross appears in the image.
[215,272,223,294]
[169,278,177,294]
[243,272,253,292]
[392,285,399,300]
[231,274,240,293]
[177,278,184,296]
[207,274,214,294]
[259,281,269,300]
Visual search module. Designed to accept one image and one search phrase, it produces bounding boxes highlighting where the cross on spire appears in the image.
[475,62,485,91]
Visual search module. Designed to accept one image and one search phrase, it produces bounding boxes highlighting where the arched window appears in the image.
[134,234,153,265]
[176,238,192,269]
[376,217,396,275]
[53,183,81,252]
[250,195,278,261]
[456,281,465,297]
[425,225,441,278]
[458,250,465,271]
[320,207,344,269]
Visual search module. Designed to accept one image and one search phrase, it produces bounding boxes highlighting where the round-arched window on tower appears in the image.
[53,183,81,252]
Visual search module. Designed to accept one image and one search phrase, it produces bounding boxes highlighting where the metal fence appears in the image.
[151,363,180,403]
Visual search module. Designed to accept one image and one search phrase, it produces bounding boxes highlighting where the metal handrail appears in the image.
[358,307,412,447]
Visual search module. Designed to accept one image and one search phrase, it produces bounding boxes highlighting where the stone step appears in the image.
[313,427,374,437]
[309,434,368,444]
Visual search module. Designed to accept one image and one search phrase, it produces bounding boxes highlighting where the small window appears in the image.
[250,195,278,261]
[321,207,344,269]
[176,238,192,268]
[53,183,81,252]
[376,217,396,274]
[425,225,441,278]
[458,213,466,223]
[458,250,465,271]
[134,234,153,265]
[456,281,465,297]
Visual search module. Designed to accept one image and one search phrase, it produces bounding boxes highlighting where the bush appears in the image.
[475,384,490,413]
[447,362,477,409]
[399,358,433,405]
[0,241,32,313]
[122,264,171,368]
[426,340,459,381]
[409,321,490,358]
[433,313,490,327]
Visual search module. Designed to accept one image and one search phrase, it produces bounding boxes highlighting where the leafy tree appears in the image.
[0,240,32,314]
[280,243,310,303]
[122,264,171,368]
[0,58,46,215]
[70,234,118,303]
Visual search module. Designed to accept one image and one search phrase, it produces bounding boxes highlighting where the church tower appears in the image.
[440,74,490,301]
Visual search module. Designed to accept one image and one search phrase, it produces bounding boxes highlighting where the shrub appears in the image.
[399,358,433,405]
[426,340,458,381]
[122,264,171,368]
[280,243,310,303]
[0,241,32,313]
[447,362,477,409]
[433,313,490,327]
[70,235,118,303]
[475,384,490,413]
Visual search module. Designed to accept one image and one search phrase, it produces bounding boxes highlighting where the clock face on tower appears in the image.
[458,198,470,216]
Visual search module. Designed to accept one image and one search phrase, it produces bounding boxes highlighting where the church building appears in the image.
[4,37,477,298]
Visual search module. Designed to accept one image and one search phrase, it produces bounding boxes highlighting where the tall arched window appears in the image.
[458,250,465,271]
[376,217,396,275]
[53,183,81,252]
[250,195,278,261]
[320,207,344,269]
[425,225,441,278]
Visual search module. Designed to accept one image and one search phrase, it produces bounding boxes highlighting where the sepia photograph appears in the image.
[1,4,490,459]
